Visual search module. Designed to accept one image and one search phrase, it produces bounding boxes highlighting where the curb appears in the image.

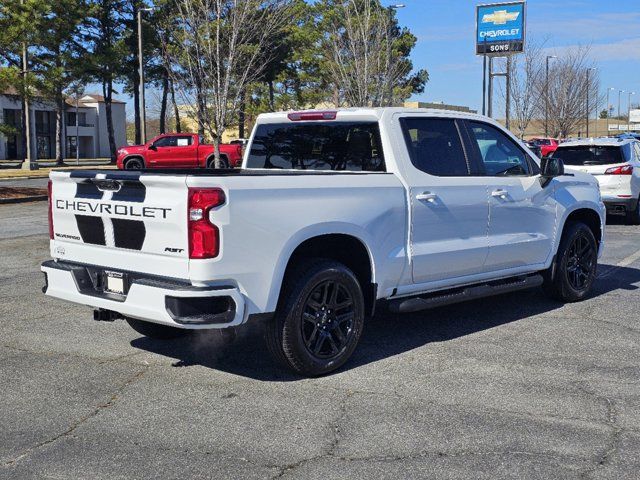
[0,176,50,181]
[0,195,48,205]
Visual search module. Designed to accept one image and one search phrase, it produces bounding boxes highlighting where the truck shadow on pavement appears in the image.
[131,263,640,381]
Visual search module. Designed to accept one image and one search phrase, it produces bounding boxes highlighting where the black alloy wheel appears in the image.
[207,156,229,169]
[125,158,143,170]
[265,259,365,377]
[542,221,597,302]
[565,232,595,291]
[301,280,356,359]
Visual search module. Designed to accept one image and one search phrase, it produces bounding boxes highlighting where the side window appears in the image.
[467,121,531,176]
[400,117,469,176]
[153,136,172,148]
[175,136,193,147]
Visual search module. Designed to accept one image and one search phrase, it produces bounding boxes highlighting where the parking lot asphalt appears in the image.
[1,201,639,479]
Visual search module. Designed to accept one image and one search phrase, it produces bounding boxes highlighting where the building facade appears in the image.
[0,93,126,160]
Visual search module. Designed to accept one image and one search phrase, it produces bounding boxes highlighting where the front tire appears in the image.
[265,259,365,377]
[124,157,144,170]
[543,221,597,302]
[126,318,188,340]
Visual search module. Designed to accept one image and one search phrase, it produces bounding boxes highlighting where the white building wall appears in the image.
[111,103,127,151]
[0,93,126,160]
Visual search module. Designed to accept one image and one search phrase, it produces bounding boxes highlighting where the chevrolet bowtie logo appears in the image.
[482,10,520,25]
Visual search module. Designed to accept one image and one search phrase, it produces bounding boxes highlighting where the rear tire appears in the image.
[126,318,189,340]
[542,221,597,302]
[207,156,229,169]
[265,259,365,377]
[124,157,144,170]
[626,196,640,225]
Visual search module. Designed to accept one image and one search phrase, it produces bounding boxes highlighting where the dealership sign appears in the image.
[476,2,526,55]
[630,109,640,124]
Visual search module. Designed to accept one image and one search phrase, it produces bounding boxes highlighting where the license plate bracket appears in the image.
[104,270,127,295]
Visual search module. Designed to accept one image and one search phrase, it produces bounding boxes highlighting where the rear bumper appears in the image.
[603,196,638,215]
[41,260,246,329]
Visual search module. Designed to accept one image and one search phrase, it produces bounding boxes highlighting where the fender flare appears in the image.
[264,223,378,312]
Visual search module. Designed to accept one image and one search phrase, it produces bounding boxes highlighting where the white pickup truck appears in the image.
[42,108,606,376]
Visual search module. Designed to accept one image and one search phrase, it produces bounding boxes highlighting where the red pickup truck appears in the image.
[116,133,243,170]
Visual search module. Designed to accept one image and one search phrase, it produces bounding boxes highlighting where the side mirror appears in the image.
[541,156,564,177]
[540,157,564,186]
[148,144,157,151]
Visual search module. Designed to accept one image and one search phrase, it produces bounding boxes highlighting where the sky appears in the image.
[398,0,640,114]
[116,0,640,121]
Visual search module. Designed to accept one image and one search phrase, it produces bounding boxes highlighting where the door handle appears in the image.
[416,192,438,203]
[491,189,508,199]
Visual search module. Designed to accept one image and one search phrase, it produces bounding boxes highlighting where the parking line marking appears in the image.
[617,248,640,268]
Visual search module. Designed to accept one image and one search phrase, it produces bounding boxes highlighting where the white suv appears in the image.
[553,138,640,224]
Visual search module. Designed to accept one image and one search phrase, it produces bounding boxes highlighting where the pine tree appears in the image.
[0,0,44,161]
[84,0,127,162]
[34,0,88,164]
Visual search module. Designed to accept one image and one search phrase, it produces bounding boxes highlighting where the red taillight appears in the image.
[47,179,54,240]
[188,188,225,259]
[605,165,633,175]
[287,111,337,121]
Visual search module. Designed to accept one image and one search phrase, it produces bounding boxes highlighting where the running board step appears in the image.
[388,274,543,314]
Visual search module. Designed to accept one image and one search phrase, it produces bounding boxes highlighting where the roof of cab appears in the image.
[256,107,488,123]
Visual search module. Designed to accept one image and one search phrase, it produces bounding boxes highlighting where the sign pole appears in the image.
[482,38,487,116]
[506,56,511,130]
[488,57,494,118]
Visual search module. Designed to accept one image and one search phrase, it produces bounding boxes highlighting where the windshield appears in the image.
[246,121,385,171]
[553,146,625,166]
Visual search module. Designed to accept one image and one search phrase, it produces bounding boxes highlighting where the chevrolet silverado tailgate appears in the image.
[49,170,190,278]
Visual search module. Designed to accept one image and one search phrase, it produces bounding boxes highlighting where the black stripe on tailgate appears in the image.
[111,181,146,203]
[75,215,106,245]
[75,181,102,199]
[112,219,146,250]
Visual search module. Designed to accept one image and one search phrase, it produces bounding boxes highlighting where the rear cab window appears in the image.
[553,146,625,166]
[246,121,385,171]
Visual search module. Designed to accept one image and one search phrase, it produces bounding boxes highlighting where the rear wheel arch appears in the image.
[277,234,376,317]
[206,154,229,169]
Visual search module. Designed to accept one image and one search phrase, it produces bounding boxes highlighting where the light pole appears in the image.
[606,87,615,136]
[385,4,405,106]
[20,0,35,170]
[618,89,625,132]
[545,55,556,137]
[138,6,153,144]
[585,68,596,137]
[627,91,636,132]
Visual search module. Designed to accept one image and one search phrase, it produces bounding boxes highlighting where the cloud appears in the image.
[543,37,640,62]
[530,12,640,42]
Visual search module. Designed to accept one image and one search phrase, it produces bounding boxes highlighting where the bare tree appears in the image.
[166,0,293,167]
[499,42,545,139]
[536,46,601,138]
[322,0,426,107]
